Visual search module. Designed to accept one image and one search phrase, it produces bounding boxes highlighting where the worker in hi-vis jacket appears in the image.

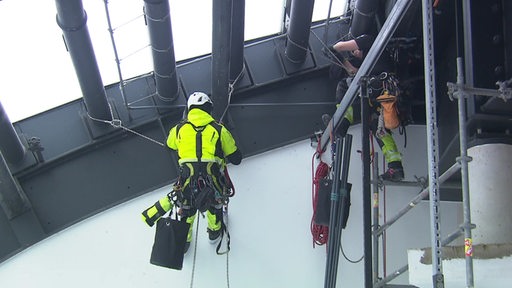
[166,92,242,252]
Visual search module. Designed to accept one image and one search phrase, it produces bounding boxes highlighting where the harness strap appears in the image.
[216,214,231,255]
[176,120,224,162]
[196,129,203,162]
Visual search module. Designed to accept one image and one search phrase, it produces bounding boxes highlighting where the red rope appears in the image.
[223,167,235,197]
[311,146,330,247]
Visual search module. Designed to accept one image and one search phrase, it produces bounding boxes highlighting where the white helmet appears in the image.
[187,92,212,109]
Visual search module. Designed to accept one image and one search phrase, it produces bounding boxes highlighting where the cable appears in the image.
[219,64,245,124]
[340,241,364,264]
[189,215,200,288]
[87,103,165,147]
[223,205,231,288]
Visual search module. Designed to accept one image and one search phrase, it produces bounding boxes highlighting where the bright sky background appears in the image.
[0,0,346,122]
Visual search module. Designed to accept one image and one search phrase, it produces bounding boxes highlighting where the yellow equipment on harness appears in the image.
[141,194,174,227]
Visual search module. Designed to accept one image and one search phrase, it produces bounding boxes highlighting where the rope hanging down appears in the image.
[188,167,235,288]
[87,103,165,147]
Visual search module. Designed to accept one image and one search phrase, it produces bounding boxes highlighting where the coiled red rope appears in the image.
[311,142,330,247]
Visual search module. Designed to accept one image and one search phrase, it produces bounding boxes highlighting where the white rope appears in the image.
[224,205,231,288]
[310,29,351,71]
[286,34,311,54]
[144,12,171,23]
[189,215,200,288]
[87,103,165,147]
[219,64,246,123]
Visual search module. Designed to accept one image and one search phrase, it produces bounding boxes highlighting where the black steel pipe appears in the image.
[0,153,29,220]
[349,0,379,37]
[55,0,111,121]
[360,77,372,288]
[144,0,179,102]
[229,0,245,82]
[324,134,353,288]
[285,0,315,63]
[0,102,25,164]
[212,0,232,120]
[324,136,343,288]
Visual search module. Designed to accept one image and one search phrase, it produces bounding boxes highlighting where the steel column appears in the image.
[285,0,315,63]
[229,0,245,82]
[360,77,373,288]
[349,0,379,37]
[144,0,179,102]
[421,0,444,286]
[55,0,111,121]
[0,102,25,164]
[212,0,232,120]
[0,153,29,220]
[456,57,475,287]
[462,0,475,115]
[372,153,380,284]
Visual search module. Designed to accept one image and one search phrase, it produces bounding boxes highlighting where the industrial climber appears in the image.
[322,34,405,181]
[167,92,243,252]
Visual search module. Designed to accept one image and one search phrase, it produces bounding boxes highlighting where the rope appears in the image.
[144,12,171,23]
[286,34,310,54]
[340,241,364,263]
[310,29,351,71]
[226,251,230,288]
[87,103,165,147]
[189,214,201,288]
[219,64,245,124]
[188,174,234,288]
[223,205,231,288]
[311,143,330,247]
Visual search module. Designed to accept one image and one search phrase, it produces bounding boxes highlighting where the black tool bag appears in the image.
[314,178,333,226]
[150,216,190,270]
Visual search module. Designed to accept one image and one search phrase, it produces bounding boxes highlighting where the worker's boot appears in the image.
[380,161,404,181]
[207,227,221,243]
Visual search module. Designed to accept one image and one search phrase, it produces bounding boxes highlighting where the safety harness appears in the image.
[369,72,412,147]
[174,119,233,255]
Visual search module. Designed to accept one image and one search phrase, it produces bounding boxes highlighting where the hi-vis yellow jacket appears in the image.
[167,108,238,165]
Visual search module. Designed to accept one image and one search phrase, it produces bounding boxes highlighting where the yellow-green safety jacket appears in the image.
[167,108,238,165]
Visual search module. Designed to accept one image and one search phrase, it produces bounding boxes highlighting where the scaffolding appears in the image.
[317,0,512,287]
[368,1,512,288]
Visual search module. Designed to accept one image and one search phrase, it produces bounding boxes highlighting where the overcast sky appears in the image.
[0,0,345,122]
